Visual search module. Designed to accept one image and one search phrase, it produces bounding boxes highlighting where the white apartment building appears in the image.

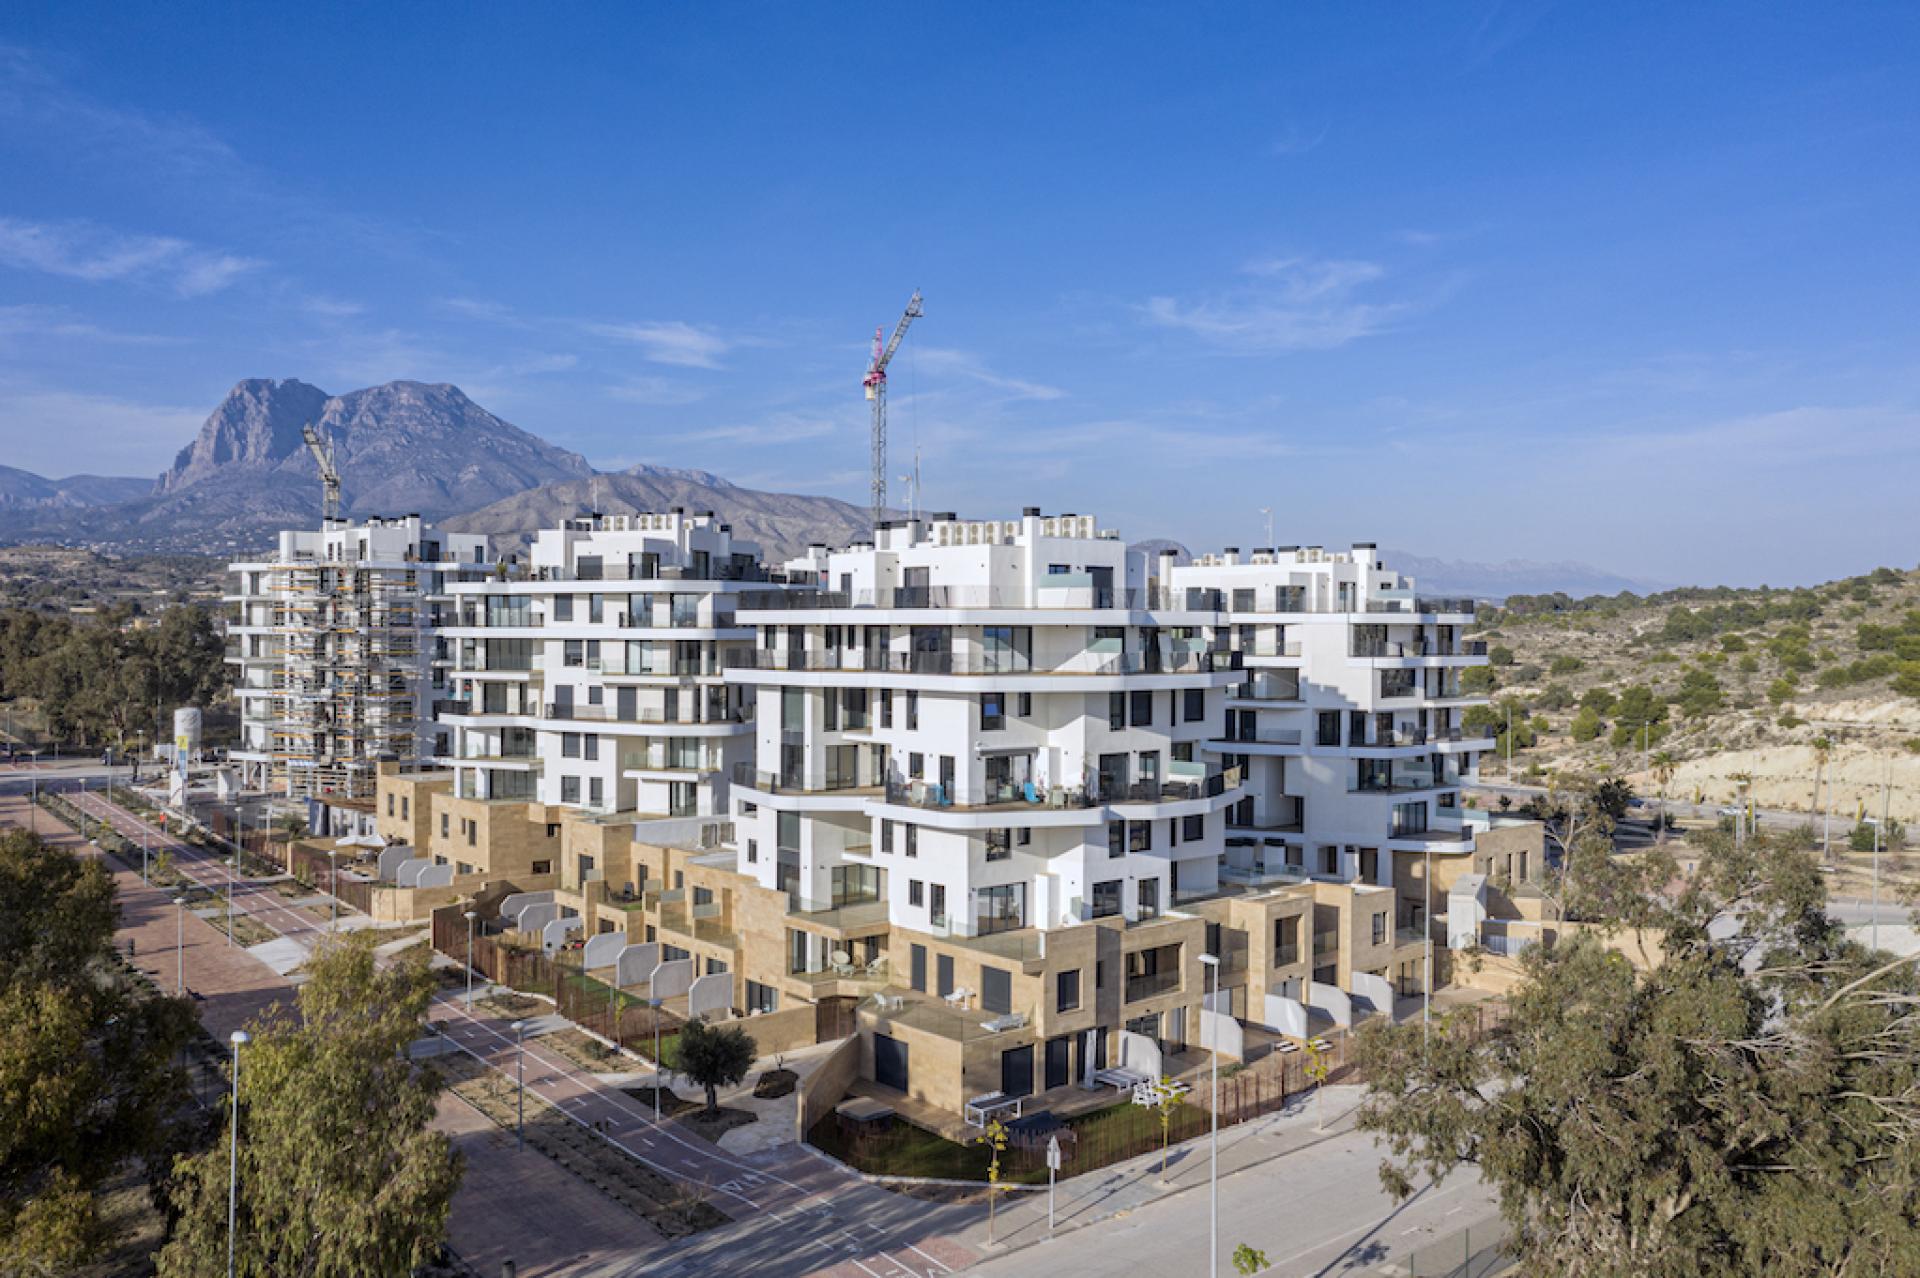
[438,511,763,827]
[726,509,1245,957]
[226,516,490,800]
[1167,544,1491,894]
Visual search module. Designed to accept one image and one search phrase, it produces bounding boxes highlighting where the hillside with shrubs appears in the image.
[1465,565,1920,826]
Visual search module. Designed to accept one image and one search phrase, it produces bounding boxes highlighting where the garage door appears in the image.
[874,1033,909,1093]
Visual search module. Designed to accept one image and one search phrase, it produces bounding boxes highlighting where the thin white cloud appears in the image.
[661,412,843,446]
[0,217,263,297]
[607,377,708,407]
[0,303,178,344]
[441,296,518,323]
[301,295,365,319]
[584,320,731,369]
[0,383,203,476]
[1142,254,1418,353]
[911,347,1065,401]
[1268,124,1327,157]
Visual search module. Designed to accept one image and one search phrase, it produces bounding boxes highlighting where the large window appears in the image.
[1056,968,1081,1013]
[1317,711,1342,747]
[1273,916,1300,966]
[829,862,882,908]
[976,883,1027,935]
[985,829,1013,862]
[980,691,1006,731]
[1091,879,1122,919]
[980,625,1031,673]
[745,980,778,1014]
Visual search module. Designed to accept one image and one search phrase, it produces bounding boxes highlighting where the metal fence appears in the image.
[428,905,681,1050]
[284,842,374,913]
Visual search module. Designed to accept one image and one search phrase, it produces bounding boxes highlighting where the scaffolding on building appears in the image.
[249,557,433,801]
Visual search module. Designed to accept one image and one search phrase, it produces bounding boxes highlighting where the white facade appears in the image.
[226,516,490,799]
[439,511,763,825]
[726,509,1245,942]
[1167,543,1491,889]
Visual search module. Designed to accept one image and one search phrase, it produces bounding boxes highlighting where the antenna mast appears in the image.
[864,289,924,531]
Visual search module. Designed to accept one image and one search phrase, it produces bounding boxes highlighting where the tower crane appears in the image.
[864,289,923,531]
[301,423,343,521]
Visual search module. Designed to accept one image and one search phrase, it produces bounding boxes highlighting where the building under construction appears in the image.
[226,516,490,801]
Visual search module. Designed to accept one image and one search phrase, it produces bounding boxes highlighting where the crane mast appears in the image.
[301,423,343,522]
[865,289,923,531]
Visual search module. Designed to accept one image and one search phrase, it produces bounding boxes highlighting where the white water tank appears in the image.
[172,707,202,765]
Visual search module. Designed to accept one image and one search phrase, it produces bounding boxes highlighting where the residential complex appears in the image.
[1167,544,1496,943]
[225,516,489,801]
[271,506,1528,1126]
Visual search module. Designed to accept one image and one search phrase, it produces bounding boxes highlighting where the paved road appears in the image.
[38,779,985,1278]
[965,1107,1499,1278]
[1470,780,1872,843]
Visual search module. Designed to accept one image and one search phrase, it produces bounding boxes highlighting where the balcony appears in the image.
[734,763,876,797]
[736,585,1224,612]
[1272,943,1302,967]
[788,898,891,935]
[1124,968,1181,1003]
[543,702,748,726]
[1313,929,1340,956]
[723,648,1242,678]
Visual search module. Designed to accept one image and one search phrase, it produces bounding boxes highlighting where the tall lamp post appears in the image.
[175,895,189,994]
[328,848,339,933]
[27,750,38,834]
[226,857,238,947]
[511,1020,528,1151]
[1865,816,1883,953]
[1198,953,1220,1278]
[228,1029,250,1278]
[1423,843,1434,1052]
[464,910,479,1008]
[650,997,665,1121]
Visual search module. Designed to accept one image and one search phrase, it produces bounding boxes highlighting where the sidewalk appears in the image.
[948,1081,1372,1259]
[0,791,667,1278]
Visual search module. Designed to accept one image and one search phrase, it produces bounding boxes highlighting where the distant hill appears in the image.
[446,466,878,563]
[0,465,149,509]
[0,378,597,554]
[155,378,594,515]
[1379,549,1666,602]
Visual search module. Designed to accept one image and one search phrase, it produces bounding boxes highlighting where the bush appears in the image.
[1488,645,1516,668]
[1539,684,1574,711]
[1549,655,1585,675]
[1850,818,1906,852]
[1570,706,1603,742]
[1767,677,1797,705]
[1581,687,1618,715]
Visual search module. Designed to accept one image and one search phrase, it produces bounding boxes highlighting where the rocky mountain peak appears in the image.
[156,378,330,493]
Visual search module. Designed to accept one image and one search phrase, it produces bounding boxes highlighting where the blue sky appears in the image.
[1,3,1916,587]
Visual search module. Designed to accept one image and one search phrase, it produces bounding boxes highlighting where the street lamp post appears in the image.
[511,1021,528,1151]
[1198,953,1220,1278]
[226,857,237,947]
[328,849,339,933]
[650,997,665,1121]
[28,751,38,834]
[175,895,188,994]
[464,910,479,1008]
[143,824,150,885]
[1423,843,1434,1053]
[228,1030,250,1278]
[1865,816,1883,953]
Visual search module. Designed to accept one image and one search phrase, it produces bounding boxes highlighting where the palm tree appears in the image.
[1651,751,1676,844]
[1811,736,1833,860]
